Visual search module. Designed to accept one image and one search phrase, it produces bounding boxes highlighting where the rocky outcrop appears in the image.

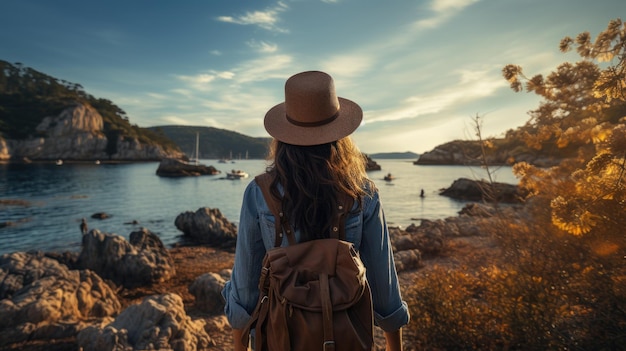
[391,225,445,256]
[365,154,381,171]
[189,272,227,314]
[0,251,121,347]
[77,293,212,351]
[77,228,176,289]
[415,141,483,165]
[439,177,526,203]
[156,157,221,177]
[4,103,183,161]
[175,208,238,250]
[393,249,422,272]
[414,139,564,166]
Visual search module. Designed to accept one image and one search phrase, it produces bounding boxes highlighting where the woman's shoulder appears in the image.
[361,178,379,198]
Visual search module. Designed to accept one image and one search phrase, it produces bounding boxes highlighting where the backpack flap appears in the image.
[267,238,367,310]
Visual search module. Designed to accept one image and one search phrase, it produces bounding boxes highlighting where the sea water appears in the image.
[0,159,518,255]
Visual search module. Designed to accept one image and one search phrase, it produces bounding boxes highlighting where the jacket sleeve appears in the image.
[222,181,267,329]
[358,190,410,332]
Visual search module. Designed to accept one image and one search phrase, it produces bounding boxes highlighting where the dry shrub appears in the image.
[404,206,626,350]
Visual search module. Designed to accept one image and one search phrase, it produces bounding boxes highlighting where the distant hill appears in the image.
[368,151,419,160]
[148,125,271,160]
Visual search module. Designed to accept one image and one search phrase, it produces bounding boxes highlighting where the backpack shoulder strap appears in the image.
[255,173,295,247]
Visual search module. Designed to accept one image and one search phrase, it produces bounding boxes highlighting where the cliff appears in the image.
[2,103,183,161]
[415,139,564,167]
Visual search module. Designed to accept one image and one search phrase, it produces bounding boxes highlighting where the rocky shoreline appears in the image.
[0,185,523,351]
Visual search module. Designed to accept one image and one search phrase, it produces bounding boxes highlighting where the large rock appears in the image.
[9,104,108,160]
[156,157,221,177]
[439,177,526,203]
[189,273,227,314]
[414,139,563,166]
[390,225,445,255]
[415,140,481,165]
[37,103,104,135]
[393,249,422,272]
[0,251,121,347]
[77,228,176,288]
[77,293,212,351]
[365,154,381,171]
[4,103,184,161]
[175,208,238,250]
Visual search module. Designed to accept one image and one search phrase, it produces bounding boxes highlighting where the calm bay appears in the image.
[0,159,518,255]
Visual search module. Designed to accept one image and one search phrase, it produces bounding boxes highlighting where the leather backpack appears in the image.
[242,173,374,351]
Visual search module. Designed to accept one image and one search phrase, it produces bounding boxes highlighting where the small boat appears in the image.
[56,159,63,166]
[383,173,394,181]
[189,132,200,165]
[226,169,249,180]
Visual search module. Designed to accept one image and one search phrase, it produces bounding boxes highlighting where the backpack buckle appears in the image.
[323,341,335,351]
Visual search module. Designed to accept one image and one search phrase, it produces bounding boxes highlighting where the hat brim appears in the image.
[264,97,363,146]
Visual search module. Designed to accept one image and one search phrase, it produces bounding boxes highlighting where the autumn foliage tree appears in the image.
[503,18,626,237]
[406,19,626,350]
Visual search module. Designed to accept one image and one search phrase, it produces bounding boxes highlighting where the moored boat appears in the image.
[226,169,249,180]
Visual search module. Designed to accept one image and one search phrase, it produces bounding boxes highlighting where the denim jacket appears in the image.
[222,179,410,332]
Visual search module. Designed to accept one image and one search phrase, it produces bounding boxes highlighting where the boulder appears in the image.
[390,226,444,255]
[156,158,221,177]
[175,208,237,250]
[189,273,227,314]
[364,154,381,171]
[91,212,111,220]
[439,177,526,203]
[393,249,423,272]
[0,251,121,347]
[77,228,175,288]
[405,217,487,239]
[4,103,184,161]
[77,293,212,351]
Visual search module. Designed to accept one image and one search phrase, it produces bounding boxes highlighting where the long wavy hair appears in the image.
[266,137,373,241]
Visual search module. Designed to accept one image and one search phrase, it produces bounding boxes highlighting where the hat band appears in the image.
[286,111,339,127]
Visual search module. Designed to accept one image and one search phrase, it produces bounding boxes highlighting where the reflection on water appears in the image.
[0,159,518,255]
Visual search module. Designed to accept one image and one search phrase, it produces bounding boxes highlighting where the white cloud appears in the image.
[414,0,480,29]
[432,0,480,12]
[162,115,194,125]
[175,70,235,91]
[229,54,293,84]
[247,40,278,53]
[216,2,289,33]
[217,71,235,79]
[366,68,505,123]
[320,55,374,78]
[145,92,168,100]
[170,88,194,98]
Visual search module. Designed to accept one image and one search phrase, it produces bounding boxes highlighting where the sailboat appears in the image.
[189,132,200,165]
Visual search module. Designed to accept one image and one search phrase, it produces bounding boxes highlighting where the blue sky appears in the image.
[0,0,623,153]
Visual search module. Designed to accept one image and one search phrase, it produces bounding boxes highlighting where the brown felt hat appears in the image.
[264,71,363,146]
